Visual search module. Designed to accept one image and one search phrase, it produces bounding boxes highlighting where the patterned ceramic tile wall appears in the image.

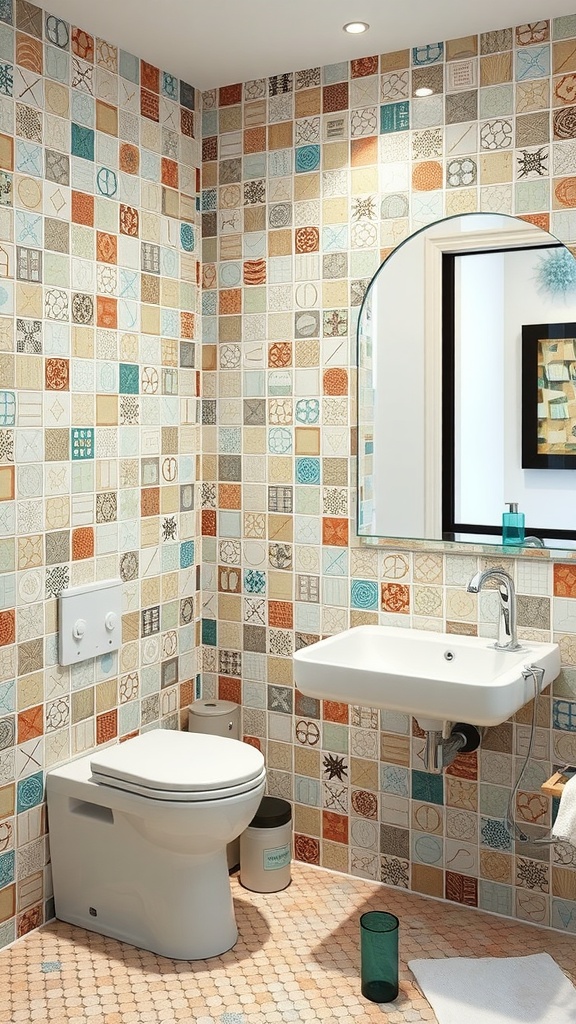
[201,15,576,934]
[0,0,202,948]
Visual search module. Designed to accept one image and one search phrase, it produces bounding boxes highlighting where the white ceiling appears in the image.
[44,0,576,90]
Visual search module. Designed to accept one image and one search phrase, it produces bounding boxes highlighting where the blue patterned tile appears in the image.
[411,769,444,805]
[0,0,12,25]
[202,109,217,137]
[119,363,139,394]
[553,699,576,731]
[70,427,94,460]
[17,770,43,812]
[351,579,378,611]
[516,44,550,81]
[380,764,409,797]
[15,141,42,177]
[96,166,118,197]
[180,540,194,568]
[412,43,444,65]
[40,961,62,973]
[180,223,195,252]
[71,123,94,161]
[381,102,410,134]
[295,144,320,173]
[202,619,217,646]
[295,398,319,424]
[295,457,320,484]
[44,45,68,83]
[244,570,265,594]
[0,391,15,426]
[162,71,178,100]
[0,850,14,888]
[412,833,443,865]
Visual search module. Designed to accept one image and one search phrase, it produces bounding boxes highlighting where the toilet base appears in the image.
[47,761,265,960]
[50,805,239,959]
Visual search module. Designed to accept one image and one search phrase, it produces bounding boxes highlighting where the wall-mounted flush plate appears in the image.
[59,579,122,666]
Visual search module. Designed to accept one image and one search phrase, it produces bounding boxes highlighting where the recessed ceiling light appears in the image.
[415,87,434,97]
[343,21,370,34]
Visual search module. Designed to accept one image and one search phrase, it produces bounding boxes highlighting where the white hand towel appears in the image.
[408,952,576,1024]
[552,772,576,846]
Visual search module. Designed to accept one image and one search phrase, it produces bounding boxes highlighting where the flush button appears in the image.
[105,612,117,632]
[72,619,86,641]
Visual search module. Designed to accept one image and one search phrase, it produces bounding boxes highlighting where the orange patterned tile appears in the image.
[218,675,241,704]
[294,835,320,863]
[322,810,348,844]
[218,483,241,509]
[71,526,94,561]
[119,203,139,236]
[244,126,266,153]
[268,600,293,629]
[219,289,242,314]
[0,610,15,646]
[96,296,117,328]
[322,517,348,546]
[96,709,118,744]
[412,160,443,190]
[161,157,178,189]
[17,704,43,743]
[15,32,42,73]
[554,562,576,596]
[181,311,195,338]
[381,583,410,613]
[181,108,194,137]
[244,736,262,751]
[119,143,140,175]
[269,341,292,367]
[219,83,242,106]
[96,231,117,264]
[351,136,378,166]
[140,60,160,93]
[71,27,94,61]
[140,89,159,122]
[17,904,42,937]
[323,368,348,395]
[295,226,320,253]
[45,358,69,391]
[202,510,217,535]
[351,55,379,77]
[141,487,159,517]
[323,82,349,113]
[71,190,94,226]
[518,212,550,231]
[322,701,349,724]
[243,259,266,285]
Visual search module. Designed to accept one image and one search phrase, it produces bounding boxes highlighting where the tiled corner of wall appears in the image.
[201,14,576,934]
[0,0,202,948]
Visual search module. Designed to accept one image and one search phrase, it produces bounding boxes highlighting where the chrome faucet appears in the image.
[466,568,522,652]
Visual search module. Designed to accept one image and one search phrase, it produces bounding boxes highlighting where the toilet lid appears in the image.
[90,729,265,800]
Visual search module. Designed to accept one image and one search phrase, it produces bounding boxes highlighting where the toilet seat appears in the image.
[90,729,266,802]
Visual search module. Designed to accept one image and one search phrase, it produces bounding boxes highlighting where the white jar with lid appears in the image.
[240,796,292,893]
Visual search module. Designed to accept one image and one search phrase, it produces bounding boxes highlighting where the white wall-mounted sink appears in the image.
[293,625,560,727]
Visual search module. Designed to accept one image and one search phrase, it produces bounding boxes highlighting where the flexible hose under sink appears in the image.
[506,664,571,849]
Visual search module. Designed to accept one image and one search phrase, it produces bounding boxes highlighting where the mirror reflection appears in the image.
[357,213,576,551]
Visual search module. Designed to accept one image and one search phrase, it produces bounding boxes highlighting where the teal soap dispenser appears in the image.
[502,502,525,545]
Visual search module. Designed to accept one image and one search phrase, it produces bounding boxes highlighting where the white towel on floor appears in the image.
[408,952,576,1024]
[552,772,576,846]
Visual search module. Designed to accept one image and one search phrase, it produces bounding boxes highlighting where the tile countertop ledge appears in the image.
[1,863,575,1024]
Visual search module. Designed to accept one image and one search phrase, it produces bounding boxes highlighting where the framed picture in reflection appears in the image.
[522,322,576,469]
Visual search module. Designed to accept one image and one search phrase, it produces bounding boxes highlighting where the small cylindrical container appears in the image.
[360,911,399,1003]
[240,796,292,893]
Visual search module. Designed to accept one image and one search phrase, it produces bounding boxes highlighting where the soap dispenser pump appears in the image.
[502,502,525,545]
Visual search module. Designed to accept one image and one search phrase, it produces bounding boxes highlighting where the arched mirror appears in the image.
[357,213,576,552]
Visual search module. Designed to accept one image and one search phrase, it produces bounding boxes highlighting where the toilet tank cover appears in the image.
[90,729,265,793]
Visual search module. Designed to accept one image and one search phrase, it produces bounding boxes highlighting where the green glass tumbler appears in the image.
[360,911,399,1002]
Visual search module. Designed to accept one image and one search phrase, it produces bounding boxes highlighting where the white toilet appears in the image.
[46,729,266,960]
